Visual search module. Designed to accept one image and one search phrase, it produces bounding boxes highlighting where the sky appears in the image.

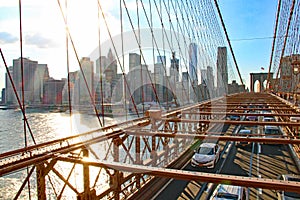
[0,0,278,92]
[218,0,278,87]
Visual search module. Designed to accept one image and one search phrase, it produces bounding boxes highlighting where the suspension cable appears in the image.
[273,0,296,92]
[97,0,140,117]
[213,0,244,86]
[65,0,73,130]
[57,0,103,127]
[97,0,105,125]
[267,0,282,89]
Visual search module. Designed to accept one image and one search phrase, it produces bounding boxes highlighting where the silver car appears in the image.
[210,184,246,200]
[191,143,220,168]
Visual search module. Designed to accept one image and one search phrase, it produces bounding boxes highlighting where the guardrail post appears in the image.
[135,135,141,188]
[151,135,157,166]
[82,148,90,200]
[146,109,162,131]
[110,170,123,200]
[36,163,46,200]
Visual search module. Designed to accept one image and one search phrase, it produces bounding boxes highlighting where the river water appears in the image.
[0,108,130,199]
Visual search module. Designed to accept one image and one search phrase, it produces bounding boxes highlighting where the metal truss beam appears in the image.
[163,118,300,127]
[57,158,300,193]
[124,130,300,144]
[181,111,300,117]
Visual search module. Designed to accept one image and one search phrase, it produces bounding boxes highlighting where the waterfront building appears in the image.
[6,57,49,105]
[228,80,246,94]
[43,78,66,105]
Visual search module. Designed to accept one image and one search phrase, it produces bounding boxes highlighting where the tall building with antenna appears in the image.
[217,47,228,95]
[189,43,198,102]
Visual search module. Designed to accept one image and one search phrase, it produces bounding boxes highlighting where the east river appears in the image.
[0,108,128,199]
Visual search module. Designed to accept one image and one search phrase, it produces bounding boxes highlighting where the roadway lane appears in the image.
[153,125,234,200]
[221,142,299,199]
[154,127,299,200]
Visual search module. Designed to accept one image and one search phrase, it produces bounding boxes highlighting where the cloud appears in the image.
[0,32,18,44]
[25,33,57,48]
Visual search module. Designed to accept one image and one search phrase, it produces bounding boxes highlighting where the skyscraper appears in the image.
[217,47,228,95]
[170,52,179,83]
[189,43,198,85]
[96,56,107,76]
[129,53,141,72]
[207,66,215,97]
[189,43,198,102]
[200,69,207,85]
[8,57,49,105]
[79,57,94,104]
[154,56,165,102]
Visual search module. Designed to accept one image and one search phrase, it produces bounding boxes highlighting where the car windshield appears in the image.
[239,130,250,135]
[282,176,300,198]
[285,191,300,198]
[198,147,214,155]
[216,192,238,199]
[265,128,279,134]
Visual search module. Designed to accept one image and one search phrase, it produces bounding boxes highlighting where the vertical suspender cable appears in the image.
[213,0,244,86]
[57,0,103,127]
[151,0,155,108]
[267,0,282,89]
[120,0,128,120]
[98,0,140,117]
[97,0,105,125]
[123,0,161,108]
[65,0,73,130]
[136,0,145,115]
[18,0,31,198]
[274,0,296,92]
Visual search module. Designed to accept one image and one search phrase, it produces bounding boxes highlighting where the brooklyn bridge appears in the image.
[0,0,299,199]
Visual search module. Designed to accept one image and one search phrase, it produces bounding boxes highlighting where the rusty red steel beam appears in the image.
[181,111,300,117]
[0,117,151,176]
[57,158,300,193]
[0,118,149,160]
[124,130,300,144]
[0,130,125,176]
[196,107,295,111]
[200,104,290,108]
[212,101,286,104]
[162,93,292,117]
[200,101,286,104]
[162,118,300,126]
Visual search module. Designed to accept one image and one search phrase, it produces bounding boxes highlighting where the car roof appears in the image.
[264,125,279,129]
[239,129,251,133]
[263,116,275,119]
[211,184,243,199]
[200,143,217,148]
[282,174,300,181]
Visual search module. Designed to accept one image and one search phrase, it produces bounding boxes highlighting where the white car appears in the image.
[191,143,220,168]
[210,184,246,200]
